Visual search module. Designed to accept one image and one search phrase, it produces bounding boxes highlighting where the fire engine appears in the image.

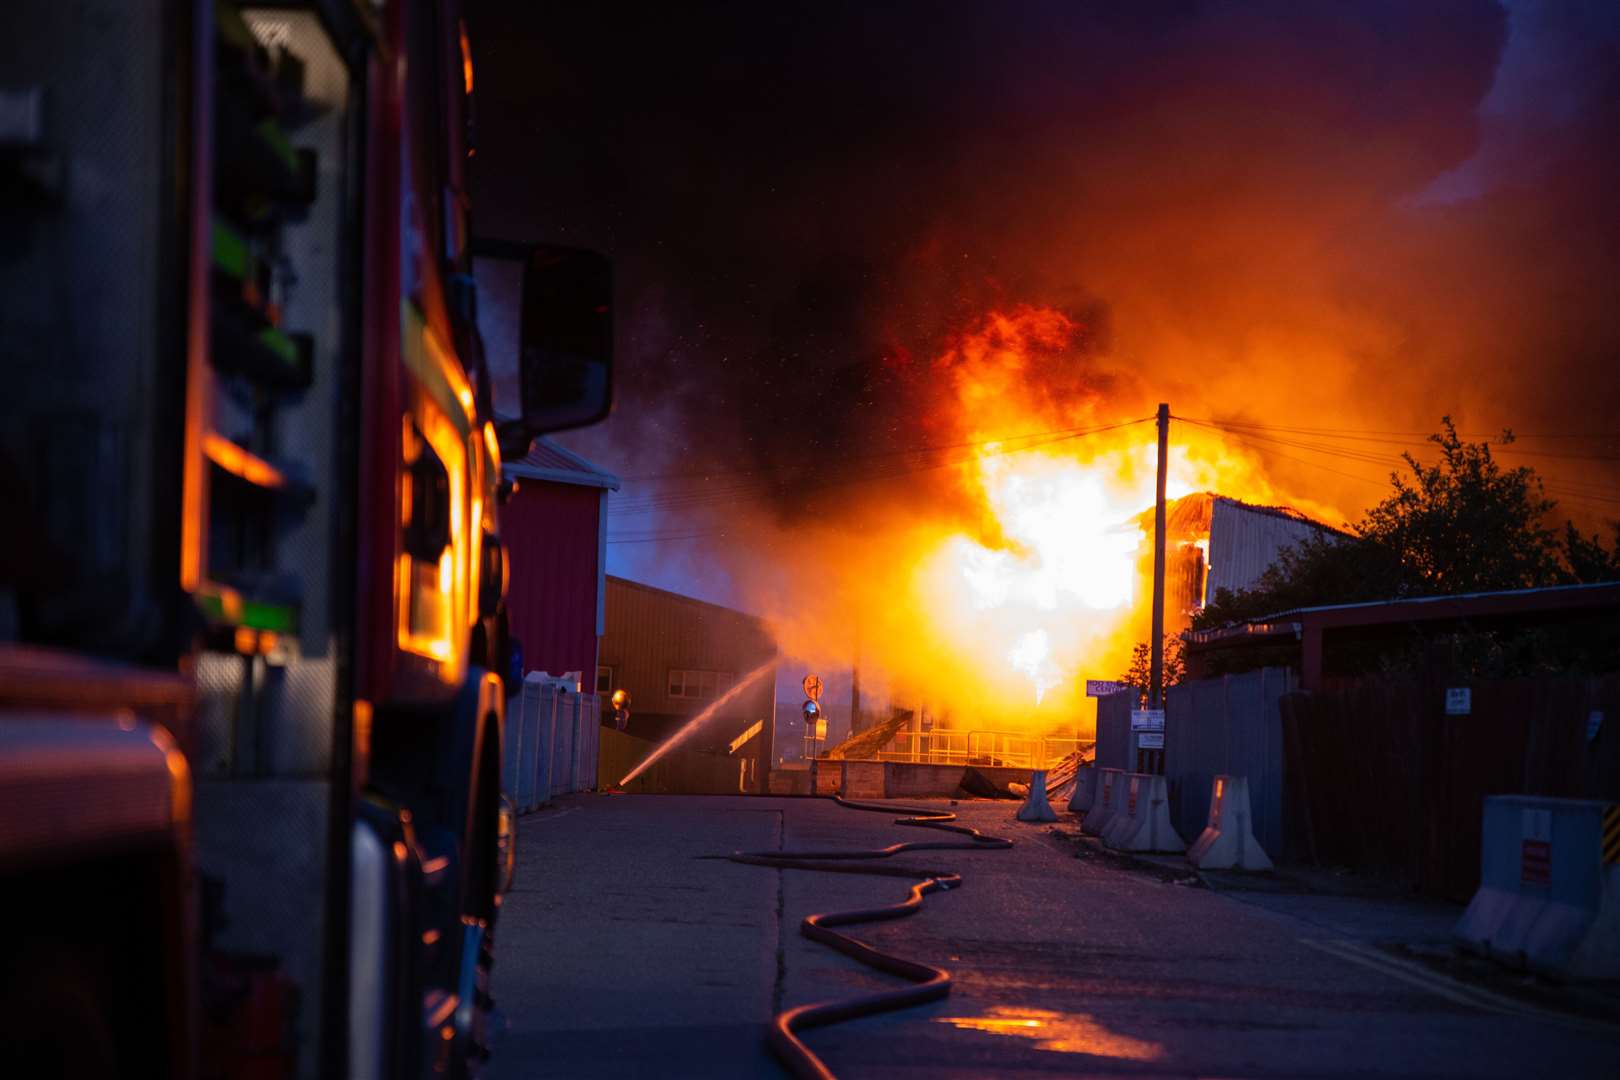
[0,2,610,1076]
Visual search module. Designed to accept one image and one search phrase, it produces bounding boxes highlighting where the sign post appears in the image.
[1131,708,1166,774]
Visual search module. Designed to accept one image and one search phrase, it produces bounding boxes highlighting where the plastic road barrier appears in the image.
[1068,764,1097,814]
[1081,768,1124,836]
[1016,769,1058,823]
[1104,773,1185,854]
[1454,796,1620,980]
[1186,774,1273,871]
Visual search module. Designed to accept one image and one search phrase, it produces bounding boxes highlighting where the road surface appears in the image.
[486,793,1620,1078]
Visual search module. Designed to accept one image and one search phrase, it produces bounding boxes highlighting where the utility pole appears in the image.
[1149,402,1169,710]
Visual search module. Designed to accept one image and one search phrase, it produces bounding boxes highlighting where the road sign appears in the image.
[802,673,824,702]
[1086,680,1129,697]
[1136,731,1165,749]
[1445,688,1472,715]
[1130,709,1165,732]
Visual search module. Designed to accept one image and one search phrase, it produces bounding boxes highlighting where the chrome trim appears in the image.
[349,821,391,1080]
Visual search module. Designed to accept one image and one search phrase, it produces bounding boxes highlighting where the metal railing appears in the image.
[863,729,1091,769]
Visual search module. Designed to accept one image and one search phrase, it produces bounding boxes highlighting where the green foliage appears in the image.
[1359,419,1560,594]
[1561,521,1620,584]
[1120,636,1184,705]
[1191,418,1619,632]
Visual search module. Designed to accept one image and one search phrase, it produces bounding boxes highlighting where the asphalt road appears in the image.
[486,793,1620,1079]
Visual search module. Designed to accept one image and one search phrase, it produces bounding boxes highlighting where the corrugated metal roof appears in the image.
[1186,580,1620,646]
[503,437,621,490]
[1205,496,1338,601]
[605,575,771,630]
[1249,579,1620,623]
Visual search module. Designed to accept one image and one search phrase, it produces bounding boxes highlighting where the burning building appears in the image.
[1147,493,1344,627]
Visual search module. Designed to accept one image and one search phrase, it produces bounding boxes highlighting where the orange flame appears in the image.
[748,304,1350,741]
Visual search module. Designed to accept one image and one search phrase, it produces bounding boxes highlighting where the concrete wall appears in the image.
[598,726,751,795]
[1165,667,1295,857]
[599,577,777,755]
[769,760,1033,798]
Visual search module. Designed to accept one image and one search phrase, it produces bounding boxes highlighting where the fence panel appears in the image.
[1283,673,1620,900]
[1164,668,1294,857]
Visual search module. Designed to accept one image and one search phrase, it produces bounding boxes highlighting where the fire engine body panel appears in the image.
[0,1,606,1075]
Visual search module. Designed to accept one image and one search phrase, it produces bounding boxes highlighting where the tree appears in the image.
[1119,635,1183,706]
[1358,418,1561,594]
[1192,418,1612,634]
[1561,521,1620,585]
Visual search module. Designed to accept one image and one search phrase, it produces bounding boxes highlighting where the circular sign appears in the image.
[801,699,820,722]
[802,674,824,702]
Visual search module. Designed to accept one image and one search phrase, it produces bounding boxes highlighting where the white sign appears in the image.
[1445,688,1472,716]
[1086,680,1130,697]
[1136,731,1165,749]
[1130,709,1165,732]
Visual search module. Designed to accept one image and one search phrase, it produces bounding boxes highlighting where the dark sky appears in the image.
[468,0,1620,601]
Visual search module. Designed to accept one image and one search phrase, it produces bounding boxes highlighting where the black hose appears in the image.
[711,795,1013,1080]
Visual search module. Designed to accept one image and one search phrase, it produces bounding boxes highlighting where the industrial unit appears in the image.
[501,438,619,683]
[597,576,778,754]
[1146,492,1343,622]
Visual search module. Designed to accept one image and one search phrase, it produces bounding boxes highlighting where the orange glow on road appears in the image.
[936,1006,1164,1060]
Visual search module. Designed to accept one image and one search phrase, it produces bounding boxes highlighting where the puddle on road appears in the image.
[934,1006,1164,1060]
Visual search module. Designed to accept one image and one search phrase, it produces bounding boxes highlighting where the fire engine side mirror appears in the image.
[517,245,613,434]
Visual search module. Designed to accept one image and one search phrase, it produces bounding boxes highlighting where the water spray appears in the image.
[617,659,777,787]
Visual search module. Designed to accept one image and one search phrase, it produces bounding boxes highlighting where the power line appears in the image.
[607,416,1155,517]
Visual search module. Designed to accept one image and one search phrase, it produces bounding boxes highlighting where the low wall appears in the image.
[599,727,754,795]
[768,759,1032,798]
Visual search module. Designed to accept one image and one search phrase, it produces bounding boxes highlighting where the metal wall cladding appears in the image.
[1165,668,1295,859]
[1096,690,1136,773]
[504,481,605,680]
[599,577,777,751]
[1205,498,1333,600]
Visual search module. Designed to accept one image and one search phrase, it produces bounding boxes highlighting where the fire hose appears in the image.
[711,795,1013,1080]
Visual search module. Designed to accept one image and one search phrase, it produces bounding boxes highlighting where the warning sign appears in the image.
[1445,687,1472,715]
[1604,806,1619,865]
[1086,680,1129,697]
[1136,731,1165,750]
[1130,709,1165,732]
[1521,807,1552,887]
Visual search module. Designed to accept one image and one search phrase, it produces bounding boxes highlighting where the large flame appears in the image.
[895,306,1337,716]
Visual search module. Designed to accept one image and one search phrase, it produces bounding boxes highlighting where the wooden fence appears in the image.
[1280,674,1620,900]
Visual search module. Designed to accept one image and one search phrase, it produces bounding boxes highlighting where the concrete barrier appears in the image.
[1082,768,1125,836]
[1100,773,1143,848]
[1016,769,1058,823]
[1186,774,1272,871]
[1455,796,1620,980]
[1104,773,1185,854]
[1068,765,1097,814]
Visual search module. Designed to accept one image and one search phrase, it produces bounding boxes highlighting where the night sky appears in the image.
[469,0,1620,611]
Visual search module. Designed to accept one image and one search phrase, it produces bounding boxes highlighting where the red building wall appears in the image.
[501,480,604,681]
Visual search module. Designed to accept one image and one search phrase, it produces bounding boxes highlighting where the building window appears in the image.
[668,668,736,700]
[596,666,613,694]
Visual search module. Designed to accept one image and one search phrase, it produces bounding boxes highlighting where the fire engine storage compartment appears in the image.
[187,9,358,1077]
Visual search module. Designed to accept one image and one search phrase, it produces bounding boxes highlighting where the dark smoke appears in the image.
[469,0,1619,558]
